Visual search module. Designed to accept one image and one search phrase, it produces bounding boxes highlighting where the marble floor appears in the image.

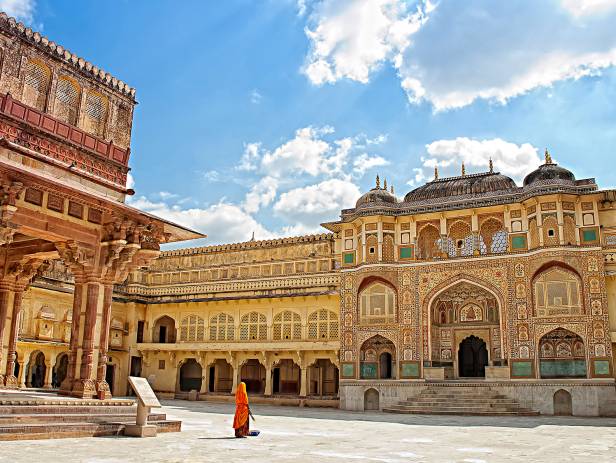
[2,400,616,463]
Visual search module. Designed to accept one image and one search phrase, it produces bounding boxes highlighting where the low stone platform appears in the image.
[383,384,539,416]
[174,391,339,408]
[0,390,181,440]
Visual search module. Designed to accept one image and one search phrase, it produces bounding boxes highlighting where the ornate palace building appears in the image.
[3,14,616,417]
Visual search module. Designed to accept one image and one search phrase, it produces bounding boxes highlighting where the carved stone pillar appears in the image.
[264,363,273,396]
[60,280,85,394]
[96,283,114,399]
[43,360,53,389]
[0,289,12,386]
[299,365,308,398]
[4,291,23,388]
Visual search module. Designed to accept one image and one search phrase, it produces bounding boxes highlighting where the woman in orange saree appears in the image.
[233,381,250,437]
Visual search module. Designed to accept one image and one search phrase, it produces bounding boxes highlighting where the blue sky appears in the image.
[6,0,616,245]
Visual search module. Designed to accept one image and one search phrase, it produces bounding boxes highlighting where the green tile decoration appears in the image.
[582,229,597,242]
[342,363,354,378]
[594,359,610,376]
[401,362,419,378]
[511,235,527,249]
[399,246,413,259]
[511,361,533,377]
[343,252,355,264]
[360,362,378,379]
[540,359,586,378]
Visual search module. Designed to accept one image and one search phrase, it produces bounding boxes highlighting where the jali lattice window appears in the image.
[239,312,267,341]
[534,267,582,317]
[209,313,234,341]
[359,283,396,324]
[307,309,339,340]
[83,91,107,137]
[54,76,80,125]
[23,59,51,110]
[179,314,206,342]
[480,218,508,254]
[272,310,302,340]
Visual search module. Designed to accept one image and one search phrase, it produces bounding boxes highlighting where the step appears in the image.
[382,407,539,416]
[0,419,181,441]
[0,413,167,425]
[402,398,519,405]
[0,405,137,415]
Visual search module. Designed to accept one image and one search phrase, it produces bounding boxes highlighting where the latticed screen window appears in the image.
[23,60,51,110]
[239,312,267,341]
[209,313,235,341]
[534,268,582,316]
[272,311,302,340]
[359,283,396,324]
[54,77,80,125]
[179,314,206,342]
[84,91,107,137]
[307,309,339,340]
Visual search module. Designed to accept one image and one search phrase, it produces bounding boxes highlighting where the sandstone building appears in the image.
[3,13,616,417]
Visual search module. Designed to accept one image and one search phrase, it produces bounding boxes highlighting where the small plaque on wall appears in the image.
[511,360,534,378]
[342,252,355,265]
[581,227,599,244]
[510,233,528,251]
[399,246,414,260]
[592,359,612,378]
[341,362,355,379]
[400,361,420,379]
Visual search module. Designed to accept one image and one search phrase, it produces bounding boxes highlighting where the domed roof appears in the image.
[404,164,517,203]
[356,176,397,208]
[523,150,575,187]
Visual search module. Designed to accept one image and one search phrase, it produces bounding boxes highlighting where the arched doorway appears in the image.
[27,351,46,388]
[152,316,176,343]
[106,357,116,395]
[240,359,265,394]
[553,389,573,415]
[53,353,68,388]
[364,388,379,411]
[272,359,300,395]
[458,335,488,377]
[179,359,203,392]
[429,280,501,378]
[360,335,396,379]
[208,359,233,393]
[539,328,586,378]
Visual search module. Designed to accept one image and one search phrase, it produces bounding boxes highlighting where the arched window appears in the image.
[529,218,539,249]
[22,59,51,110]
[83,90,108,137]
[539,328,586,378]
[359,282,396,324]
[307,309,339,340]
[179,314,205,342]
[382,235,395,262]
[417,224,440,259]
[447,220,472,257]
[366,235,378,263]
[239,312,267,341]
[480,217,508,254]
[534,267,582,317]
[272,311,301,340]
[209,313,234,341]
[542,216,560,246]
[53,76,80,125]
[563,215,577,245]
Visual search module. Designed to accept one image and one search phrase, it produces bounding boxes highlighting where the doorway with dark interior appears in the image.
[458,335,488,377]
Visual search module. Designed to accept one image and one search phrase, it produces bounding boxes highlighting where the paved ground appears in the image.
[2,400,616,463]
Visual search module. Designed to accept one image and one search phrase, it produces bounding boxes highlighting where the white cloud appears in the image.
[273,178,361,226]
[409,138,542,186]
[561,0,616,17]
[243,176,278,214]
[302,0,430,85]
[128,196,274,245]
[301,1,616,111]
[203,170,221,182]
[250,89,263,104]
[0,0,35,23]
[126,172,135,190]
[352,153,389,176]
[237,142,262,171]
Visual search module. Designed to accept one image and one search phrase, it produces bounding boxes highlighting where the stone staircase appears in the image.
[383,385,540,416]
[0,398,181,440]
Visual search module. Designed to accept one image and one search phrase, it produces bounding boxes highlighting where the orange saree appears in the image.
[233,382,250,437]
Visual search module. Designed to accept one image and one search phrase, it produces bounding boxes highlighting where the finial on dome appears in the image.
[434,166,439,180]
[376,174,380,189]
[383,178,388,190]
[250,231,255,242]
[489,158,494,173]
[544,148,553,165]
[461,162,466,176]
[390,185,394,194]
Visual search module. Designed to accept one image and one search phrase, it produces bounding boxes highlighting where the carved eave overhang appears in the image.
[0,12,136,101]
[333,180,599,223]
[0,158,204,244]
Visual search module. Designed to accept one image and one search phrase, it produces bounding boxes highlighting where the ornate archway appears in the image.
[359,335,396,379]
[427,279,502,378]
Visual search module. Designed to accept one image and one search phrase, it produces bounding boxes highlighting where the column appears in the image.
[17,352,26,388]
[4,291,23,387]
[0,289,13,386]
[96,283,114,399]
[231,359,239,394]
[43,359,53,389]
[264,363,272,396]
[60,280,84,394]
[299,366,308,397]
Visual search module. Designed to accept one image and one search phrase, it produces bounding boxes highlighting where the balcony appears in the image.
[0,93,130,190]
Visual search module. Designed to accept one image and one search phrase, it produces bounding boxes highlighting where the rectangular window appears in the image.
[136,321,144,343]
[158,360,165,370]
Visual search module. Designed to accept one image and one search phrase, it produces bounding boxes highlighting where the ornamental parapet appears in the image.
[136,340,340,352]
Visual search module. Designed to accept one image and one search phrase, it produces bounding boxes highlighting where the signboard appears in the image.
[129,376,161,408]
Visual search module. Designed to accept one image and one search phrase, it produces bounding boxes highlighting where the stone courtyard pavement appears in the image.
[2,400,616,463]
